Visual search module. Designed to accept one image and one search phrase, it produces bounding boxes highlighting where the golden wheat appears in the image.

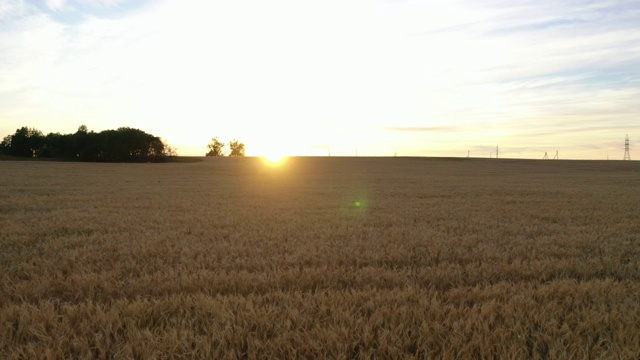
[1,157,639,359]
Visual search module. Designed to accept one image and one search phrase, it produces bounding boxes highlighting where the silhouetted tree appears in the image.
[40,132,73,158]
[93,127,166,162]
[206,137,225,157]
[0,135,11,155]
[2,127,44,157]
[228,139,245,157]
[164,140,178,157]
[0,125,172,162]
[72,127,97,161]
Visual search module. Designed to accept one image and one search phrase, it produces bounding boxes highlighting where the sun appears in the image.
[256,143,290,166]
[262,153,287,165]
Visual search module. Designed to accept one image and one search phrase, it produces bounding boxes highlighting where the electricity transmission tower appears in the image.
[624,134,631,160]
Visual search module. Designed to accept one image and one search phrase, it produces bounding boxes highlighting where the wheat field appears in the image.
[1,157,639,359]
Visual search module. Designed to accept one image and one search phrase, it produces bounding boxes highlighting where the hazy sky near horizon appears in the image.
[1,0,638,159]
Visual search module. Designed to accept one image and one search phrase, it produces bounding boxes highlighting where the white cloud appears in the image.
[45,0,67,11]
[76,0,123,8]
[0,0,28,19]
[45,0,127,12]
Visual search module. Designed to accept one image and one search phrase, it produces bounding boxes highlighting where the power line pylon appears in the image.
[624,134,631,160]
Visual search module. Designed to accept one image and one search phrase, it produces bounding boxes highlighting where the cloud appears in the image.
[45,0,67,12]
[0,0,28,19]
[21,0,153,23]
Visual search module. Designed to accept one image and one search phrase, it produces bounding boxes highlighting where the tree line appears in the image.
[0,125,175,162]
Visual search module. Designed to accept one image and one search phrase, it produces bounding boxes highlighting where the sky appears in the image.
[0,0,639,159]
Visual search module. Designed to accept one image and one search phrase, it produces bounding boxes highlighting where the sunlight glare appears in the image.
[262,153,287,166]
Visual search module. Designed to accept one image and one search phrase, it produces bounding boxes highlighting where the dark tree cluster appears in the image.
[0,125,173,162]
[206,137,245,157]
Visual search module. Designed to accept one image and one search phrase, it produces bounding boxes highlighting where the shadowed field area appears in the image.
[1,157,639,358]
